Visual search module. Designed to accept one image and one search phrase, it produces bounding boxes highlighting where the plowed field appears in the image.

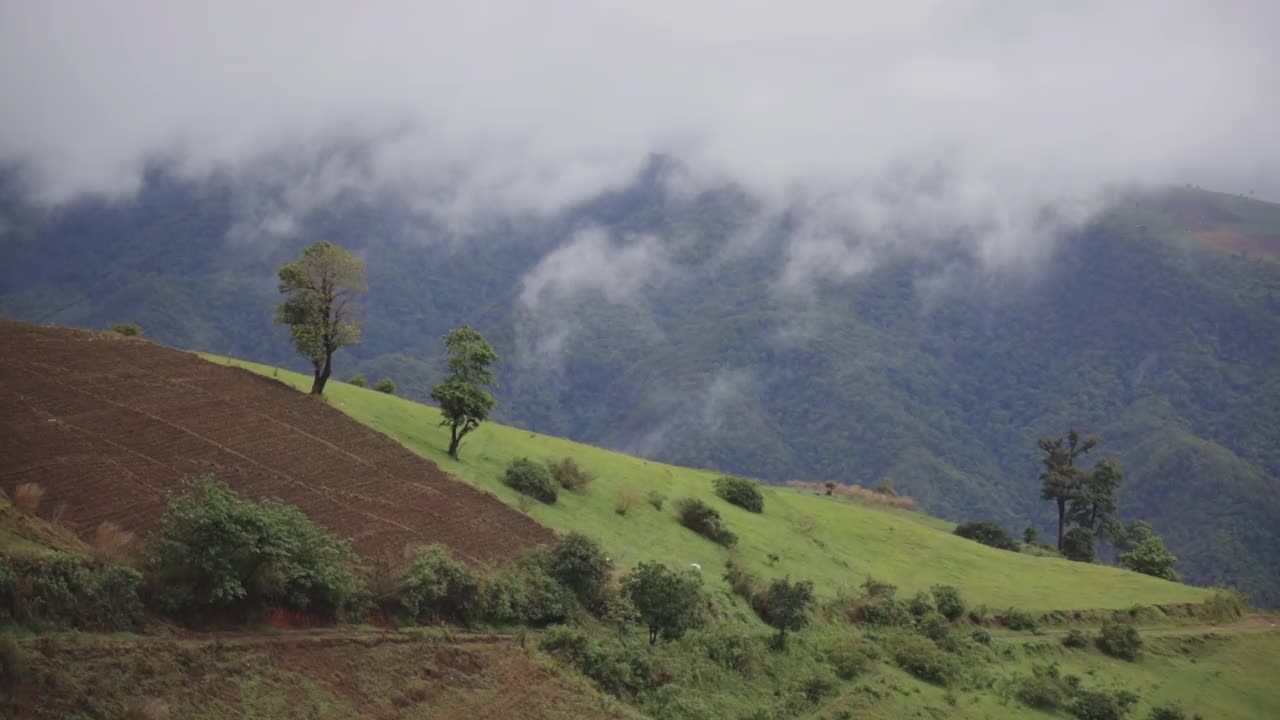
[0,319,554,563]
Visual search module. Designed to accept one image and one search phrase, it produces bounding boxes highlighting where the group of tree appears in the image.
[1038,429,1178,578]
[275,241,497,459]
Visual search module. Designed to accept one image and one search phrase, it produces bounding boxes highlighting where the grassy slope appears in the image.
[0,493,91,559]
[211,355,1211,613]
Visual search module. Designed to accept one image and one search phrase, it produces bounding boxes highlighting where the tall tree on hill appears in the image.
[430,326,498,459]
[1039,429,1098,552]
[1069,458,1124,549]
[275,241,367,396]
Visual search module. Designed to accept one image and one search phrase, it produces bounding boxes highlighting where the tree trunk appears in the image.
[447,425,462,459]
[311,353,332,395]
[1056,499,1066,551]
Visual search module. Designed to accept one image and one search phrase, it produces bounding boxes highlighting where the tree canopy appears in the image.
[429,326,498,459]
[1039,429,1098,551]
[622,561,705,644]
[275,241,367,395]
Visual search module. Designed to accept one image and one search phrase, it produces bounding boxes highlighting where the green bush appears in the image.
[1148,704,1190,720]
[1096,621,1143,661]
[1016,663,1073,710]
[1071,690,1139,720]
[0,554,142,631]
[373,378,396,394]
[647,490,666,511]
[1004,607,1038,631]
[931,585,966,622]
[479,550,574,626]
[548,532,612,610]
[907,590,935,617]
[146,476,363,621]
[713,475,764,513]
[970,628,992,645]
[546,458,595,492]
[700,625,764,676]
[107,322,143,337]
[917,611,950,643]
[891,633,960,686]
[757,576,815,646]
[539,626,656,699]
[954,521,1019,551]
[1063,628,1091,648]
[348,375,367,388]
[503,458,558,504]
[400,545,480,624]
[675,497,737,546]
[861,591,915,627]
[823,637,874,680]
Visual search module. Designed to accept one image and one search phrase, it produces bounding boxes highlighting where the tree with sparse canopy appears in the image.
[430,326,498,459]
[275,241,367,396]
[1038,429,1097,552]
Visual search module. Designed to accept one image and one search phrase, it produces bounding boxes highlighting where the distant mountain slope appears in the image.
[1,168,1277,605]
[0,319,554,563]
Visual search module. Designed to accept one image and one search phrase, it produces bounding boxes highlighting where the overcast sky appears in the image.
[2,0,1277,210]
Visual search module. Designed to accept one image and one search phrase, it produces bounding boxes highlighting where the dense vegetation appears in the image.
[1,165,1277,605]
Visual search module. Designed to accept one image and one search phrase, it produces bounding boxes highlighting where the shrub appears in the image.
[1096,621,1143,661]
[1148,704,1190,720]
[147,475,363,620]
[108,322,143,337]
[907,590,935,618]
[954,521,1019,551]
[701,625,764,676]
[1004,608,1038,631]
[480,550,575,626]
[1072,690,1139,720]
[862,591,914,627]
[1119,536,1180,582]
[615,487,638,515]
[1062,527,1097,563]
[647,490,666,510]
[548,532,612,610]
[723,556,760,600]
[546,458,594,492]
[675,497,737,546]
[13,483,43,516]
[92,521,140,564]
[348,375,367,388]
[823,638,873,680]
[401,545,480,623]
[931,585,965,622]
[373,378,396,394]
[713,475,764,513]
[917,611,950,643]
[503,458,558,504]
[1016,663,1072,710]
[623,561,705,643]
[1063,628,1091,649]
[0,553,143,631]
[891,634,960,686]
[970,628,992,645]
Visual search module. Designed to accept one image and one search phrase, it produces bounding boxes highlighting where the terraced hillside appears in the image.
[0,319,554,563]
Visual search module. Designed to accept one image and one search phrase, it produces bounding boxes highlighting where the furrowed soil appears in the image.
[0,319,554,564]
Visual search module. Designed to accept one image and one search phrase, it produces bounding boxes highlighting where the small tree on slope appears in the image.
[429,325,498,459]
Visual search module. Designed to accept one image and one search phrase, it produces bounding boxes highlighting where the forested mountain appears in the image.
[2,163,1278,605]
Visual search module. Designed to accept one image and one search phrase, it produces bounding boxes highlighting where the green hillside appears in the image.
[211,354,1210,613]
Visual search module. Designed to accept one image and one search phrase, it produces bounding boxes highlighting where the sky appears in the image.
[2,0,1278,317]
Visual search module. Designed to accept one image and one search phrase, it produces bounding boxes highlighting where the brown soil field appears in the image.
[7,630,639,720]
[0,319,555,564]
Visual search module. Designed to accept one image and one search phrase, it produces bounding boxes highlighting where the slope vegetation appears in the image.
[0,319,554,564]
[218,354,1212,613]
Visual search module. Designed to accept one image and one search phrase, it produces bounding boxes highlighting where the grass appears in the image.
[0,492,91,559]
[210,354,1213,613]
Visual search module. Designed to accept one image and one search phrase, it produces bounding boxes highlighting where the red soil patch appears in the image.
[0,319,555,564]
